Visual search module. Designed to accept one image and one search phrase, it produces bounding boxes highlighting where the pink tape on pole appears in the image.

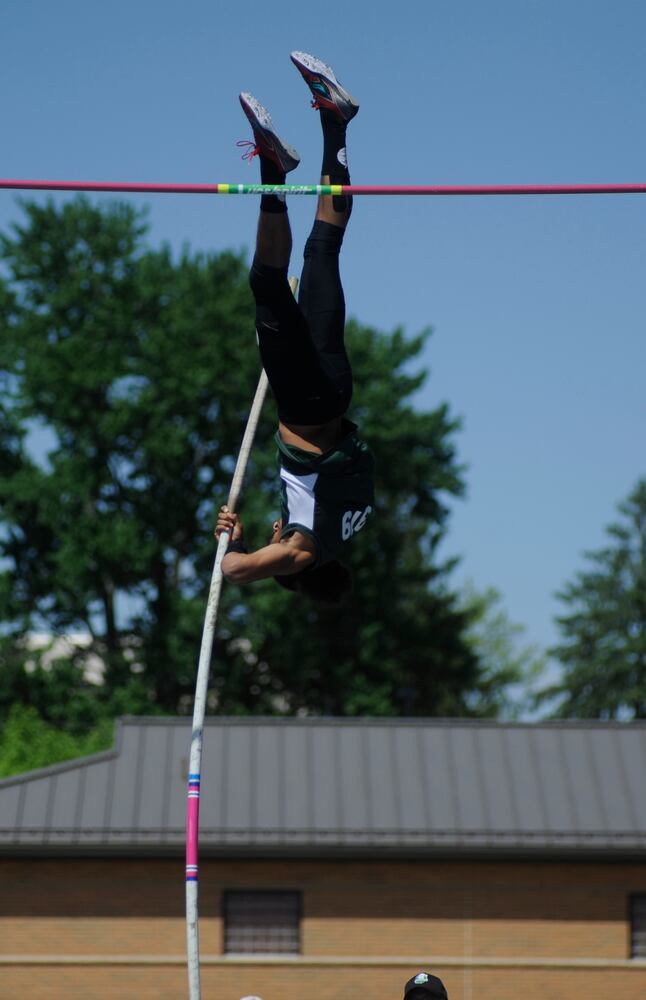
[186,775,200,880]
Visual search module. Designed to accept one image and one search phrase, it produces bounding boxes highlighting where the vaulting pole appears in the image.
[2,179,646,196]
[185,276,298,1000]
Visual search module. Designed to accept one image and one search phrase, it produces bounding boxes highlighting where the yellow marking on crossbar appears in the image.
[218,184,230,194]
[331,185,343,195]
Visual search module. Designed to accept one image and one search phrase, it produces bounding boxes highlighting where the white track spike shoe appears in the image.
[290,51,359,122]
[238,92,301,173]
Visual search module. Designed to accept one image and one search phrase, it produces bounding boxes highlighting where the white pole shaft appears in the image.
[185,277,298,1000]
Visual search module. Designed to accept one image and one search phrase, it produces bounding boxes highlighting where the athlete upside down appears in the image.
[215,52,374,605]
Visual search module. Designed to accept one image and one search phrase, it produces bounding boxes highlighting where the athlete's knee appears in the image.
[249,256,290,303]
[303,220,345,260]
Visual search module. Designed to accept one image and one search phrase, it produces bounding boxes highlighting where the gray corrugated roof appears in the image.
[1,716,645,857]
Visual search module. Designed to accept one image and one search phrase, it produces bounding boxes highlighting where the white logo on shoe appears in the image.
[337,147,348,168]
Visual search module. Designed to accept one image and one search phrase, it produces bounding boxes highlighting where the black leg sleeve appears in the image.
[298,221,353,411]
[249,255,345,424]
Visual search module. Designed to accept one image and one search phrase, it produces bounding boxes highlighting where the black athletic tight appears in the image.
[249,219,353,425]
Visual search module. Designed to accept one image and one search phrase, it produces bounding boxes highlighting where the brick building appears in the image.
[1,716,645,1000]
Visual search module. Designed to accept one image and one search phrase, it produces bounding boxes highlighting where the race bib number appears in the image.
[341,506,373,541]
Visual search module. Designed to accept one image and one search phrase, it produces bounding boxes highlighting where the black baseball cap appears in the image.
[404,972,448,999]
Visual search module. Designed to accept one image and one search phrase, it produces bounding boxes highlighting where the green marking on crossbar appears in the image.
[218,184,339,195]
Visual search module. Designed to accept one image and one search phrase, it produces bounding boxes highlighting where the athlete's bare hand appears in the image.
[215,506,244,542]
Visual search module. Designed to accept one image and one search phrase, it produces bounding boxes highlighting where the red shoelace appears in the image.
[236,139,260,162]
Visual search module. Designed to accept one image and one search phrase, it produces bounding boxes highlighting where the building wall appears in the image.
[1,856,645,1000]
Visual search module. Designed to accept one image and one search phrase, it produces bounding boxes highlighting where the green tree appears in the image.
[540,479,646,718]
[0,704,113,778]
[0,197,496,736]
[459,581,546,718]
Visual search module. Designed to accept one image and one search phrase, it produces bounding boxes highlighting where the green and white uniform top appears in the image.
[276,419,375,566]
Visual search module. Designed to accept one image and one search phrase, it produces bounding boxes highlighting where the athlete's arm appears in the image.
[215,505,316,584]
[222,540,315,584]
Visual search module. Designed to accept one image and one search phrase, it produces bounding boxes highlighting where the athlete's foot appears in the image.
[290,52,359,122]
[238,93,301,173]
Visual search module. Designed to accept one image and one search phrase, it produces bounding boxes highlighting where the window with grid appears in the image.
[630,894,646,958]
[223,891,301,954]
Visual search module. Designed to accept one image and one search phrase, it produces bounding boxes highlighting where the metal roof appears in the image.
[1,716,646,857]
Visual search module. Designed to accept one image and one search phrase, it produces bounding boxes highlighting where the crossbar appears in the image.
[1,179,646,196]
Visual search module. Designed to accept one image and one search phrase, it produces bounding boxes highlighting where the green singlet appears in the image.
[276,419,375,566]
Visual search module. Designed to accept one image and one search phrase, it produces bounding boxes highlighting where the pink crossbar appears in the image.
[1,179,646,196]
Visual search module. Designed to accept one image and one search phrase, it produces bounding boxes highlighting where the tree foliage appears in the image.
[0,198,511,739]
[540,479,646,718]
[459,581,546,718]
[0,704,113,779]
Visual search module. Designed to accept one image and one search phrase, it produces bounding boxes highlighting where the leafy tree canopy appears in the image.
[459,581,546,719]
[539,479,646,719]
[0,703,113,779]
[0,198,521,743]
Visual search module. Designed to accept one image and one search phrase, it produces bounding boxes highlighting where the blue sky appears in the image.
[2,0,645,676]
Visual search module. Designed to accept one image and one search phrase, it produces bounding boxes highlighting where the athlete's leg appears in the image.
[240,93,339,423]
[291,53,358,413]
[296,204,351,416]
